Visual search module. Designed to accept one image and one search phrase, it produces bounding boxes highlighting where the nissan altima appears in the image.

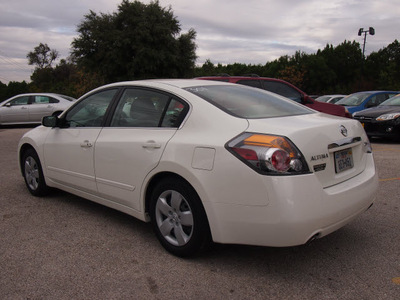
[18,80,378,257]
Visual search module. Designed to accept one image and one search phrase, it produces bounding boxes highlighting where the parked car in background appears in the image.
[0,93,76,125]
[353,93,400,141]
[316,94,346,104]
[335,91,398,114]
[18,79,378,257]
[197,76,350,118]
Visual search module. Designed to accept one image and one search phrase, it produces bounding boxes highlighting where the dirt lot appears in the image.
[1,127,399,299]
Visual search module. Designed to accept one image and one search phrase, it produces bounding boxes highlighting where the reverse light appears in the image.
[376,113,400,121]
[227,133,310,175]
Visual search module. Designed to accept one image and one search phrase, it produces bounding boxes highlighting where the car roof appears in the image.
[8,93,71,98]
[351,91,398,95]
[93,79,232,90]
[78,79,235,99]
[197,75,286,82]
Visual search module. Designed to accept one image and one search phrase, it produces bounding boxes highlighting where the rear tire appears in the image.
[150,177,211,257]
[22,149,49,196]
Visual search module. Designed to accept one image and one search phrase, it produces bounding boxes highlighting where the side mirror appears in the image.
[5,102,11,107]
[42,116,58,127]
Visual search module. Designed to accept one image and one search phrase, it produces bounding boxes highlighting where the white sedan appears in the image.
[18,80,378,257]
[0,93,75,125]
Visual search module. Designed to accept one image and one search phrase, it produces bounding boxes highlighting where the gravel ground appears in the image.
[0,127,399,300]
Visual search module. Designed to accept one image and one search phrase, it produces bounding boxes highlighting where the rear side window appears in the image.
[185,85,312,119]
[237,80,262,88]
[262,81,302,103]
[110,88,188,128]
[33,96,59,104]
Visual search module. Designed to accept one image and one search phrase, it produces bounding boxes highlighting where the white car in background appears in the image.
[18,80,378,257]
[0,93,76,125]
[316,94,346,104]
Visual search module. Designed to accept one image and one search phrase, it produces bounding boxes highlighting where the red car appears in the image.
[197,75,350,118]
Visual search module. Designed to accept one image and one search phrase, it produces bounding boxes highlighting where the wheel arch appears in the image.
[18,143,37,175]
[144,172,211,232]
[145,172,193,213]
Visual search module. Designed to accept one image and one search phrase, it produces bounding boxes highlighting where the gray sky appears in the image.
[0,0,399,83]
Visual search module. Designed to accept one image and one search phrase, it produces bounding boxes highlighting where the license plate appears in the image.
[334,148,354,173]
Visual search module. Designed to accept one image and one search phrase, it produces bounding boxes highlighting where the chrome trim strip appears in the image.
[328,137,362,150]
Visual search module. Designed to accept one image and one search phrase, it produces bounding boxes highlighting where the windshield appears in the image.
[185,85,313,119]
[336,93,370,106]
[379,94,400,106]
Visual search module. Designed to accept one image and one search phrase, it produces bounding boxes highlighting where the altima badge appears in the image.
[340,125,348,137]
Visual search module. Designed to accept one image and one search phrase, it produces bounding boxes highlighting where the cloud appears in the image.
[0,0,399,83]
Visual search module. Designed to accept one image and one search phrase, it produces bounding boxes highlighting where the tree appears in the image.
[27,43,59,69]
[0,81,29,101]
[366,40,400,90]
[71,0,197,82]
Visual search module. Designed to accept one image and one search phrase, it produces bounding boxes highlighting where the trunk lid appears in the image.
[246,113,370,188]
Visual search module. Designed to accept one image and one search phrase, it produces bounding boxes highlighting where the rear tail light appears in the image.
[226,133,310,175]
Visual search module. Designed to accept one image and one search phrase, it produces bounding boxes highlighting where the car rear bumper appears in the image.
[204,155,378,247]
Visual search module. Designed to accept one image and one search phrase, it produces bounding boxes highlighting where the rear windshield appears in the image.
[185,85,312,118]
[58,94,76,101]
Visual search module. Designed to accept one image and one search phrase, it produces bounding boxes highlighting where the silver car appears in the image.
[0,93,76,125]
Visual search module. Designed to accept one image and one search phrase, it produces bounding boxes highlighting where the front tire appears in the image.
[22,149,49,196]
[150,177,211,257]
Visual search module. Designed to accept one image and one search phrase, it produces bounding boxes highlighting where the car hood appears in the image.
[354,106,400,117]
[246,113,369,188]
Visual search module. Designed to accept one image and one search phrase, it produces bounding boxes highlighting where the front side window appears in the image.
[111,89,187,128]
[9,96,29,106]
[64,89,117,127]
[262,81,302,103]
[366,94,387,108]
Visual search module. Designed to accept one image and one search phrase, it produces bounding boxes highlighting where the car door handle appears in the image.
[142,141,161,149]
[80,140,93,148]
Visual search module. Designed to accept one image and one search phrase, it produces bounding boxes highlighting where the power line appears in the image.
[0,50,32,83]
[0,53,31,73]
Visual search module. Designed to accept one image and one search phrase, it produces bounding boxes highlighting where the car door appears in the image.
[94,88,188,211]
[43,89,119,193]
[28,95,58,122]
[0,96,30,123]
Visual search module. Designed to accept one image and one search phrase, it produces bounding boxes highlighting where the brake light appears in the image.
[344,108,352,118]
[266,148,291,172]
[227,133,309,175]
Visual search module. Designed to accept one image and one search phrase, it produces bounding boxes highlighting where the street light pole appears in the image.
[358,27,375,59]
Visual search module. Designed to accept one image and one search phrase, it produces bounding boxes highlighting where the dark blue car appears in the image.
[336,91,399,114]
